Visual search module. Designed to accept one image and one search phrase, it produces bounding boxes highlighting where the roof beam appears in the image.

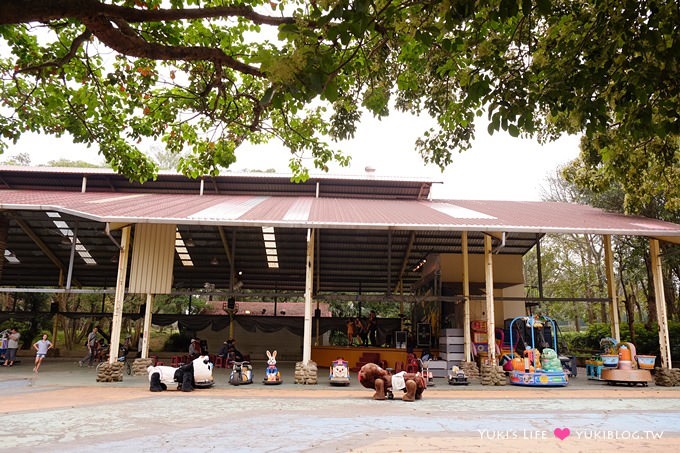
[652,236,680,246]
[394,230,416,294]
[8,213,80,286]
[217,226,233,265]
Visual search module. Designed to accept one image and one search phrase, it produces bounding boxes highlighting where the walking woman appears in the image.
[2,327,20,367]
[33,333,53,373]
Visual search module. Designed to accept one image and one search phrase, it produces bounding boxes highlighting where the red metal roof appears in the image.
[1,189,678,236]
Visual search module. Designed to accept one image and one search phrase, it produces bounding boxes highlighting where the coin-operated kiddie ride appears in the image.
[229,360,253,385]
[329,357,351,386]
[601,341,654,386]
[447,365,469,385]
[263,350,282,385]
[147,355,214,392]
[507,315,569,387]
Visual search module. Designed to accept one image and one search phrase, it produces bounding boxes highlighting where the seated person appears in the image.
[226,339,244,362]
[188,338,202,359]
[217,341,229,358]
[95,339,109,362]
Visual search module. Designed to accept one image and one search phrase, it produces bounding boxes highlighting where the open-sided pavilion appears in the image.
[1,166,679,369]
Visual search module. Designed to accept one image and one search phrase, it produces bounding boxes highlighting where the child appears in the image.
[33,333,53,373]
[346,318,355,346]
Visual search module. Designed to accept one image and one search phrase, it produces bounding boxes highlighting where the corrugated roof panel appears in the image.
[238,197,300,222]
[189,196,268,220]
[429,202,496,219]
[283,198,313,222]
[309,198,465,226]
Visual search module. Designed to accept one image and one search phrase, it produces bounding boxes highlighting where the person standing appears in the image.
[33,333,53,373]
[355,317,368,346]
[346,318,356,346]
[2,327,20,367]
[367,310,379,346]
[0,330,8,362]
[79,326,99,367]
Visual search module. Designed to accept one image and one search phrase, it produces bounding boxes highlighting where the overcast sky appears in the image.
[4,110,580,201]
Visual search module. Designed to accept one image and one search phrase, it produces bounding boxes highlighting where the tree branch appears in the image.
[82,16,264,77]
[0,0,294,27]
[17,30,92,74]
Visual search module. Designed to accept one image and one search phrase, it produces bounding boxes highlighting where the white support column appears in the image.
[141,293,153,359]
[650,239,672,369]
[484,234,496,364]
[109,226,131,364]
[603,235,621,342]
[302,229,315,364]
[462,232,472,362]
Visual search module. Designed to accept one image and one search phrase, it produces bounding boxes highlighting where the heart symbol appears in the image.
[554,428,570,440]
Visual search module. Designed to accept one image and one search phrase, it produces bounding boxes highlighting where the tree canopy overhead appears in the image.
[1,0,678,207]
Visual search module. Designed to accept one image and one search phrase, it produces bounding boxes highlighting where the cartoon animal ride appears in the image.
[329,358,350,386]
[263,350,282,385]
[541,348,562,372]
[147,355,214,392]
[230,360,253,385]
[358,362,426,402]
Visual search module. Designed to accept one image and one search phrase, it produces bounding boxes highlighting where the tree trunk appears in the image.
[626,293,637,344]
[644,255,657,329]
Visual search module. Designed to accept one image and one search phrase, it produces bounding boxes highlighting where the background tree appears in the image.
[526,168,680,339]
[1,0,676,203]
[0,151,31,166]
[45,158,102,168]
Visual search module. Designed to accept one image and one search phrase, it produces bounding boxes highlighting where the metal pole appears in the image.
[65,221,79,290]
[535,233,544,298]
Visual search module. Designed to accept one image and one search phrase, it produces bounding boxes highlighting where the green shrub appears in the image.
[564,321,680,362]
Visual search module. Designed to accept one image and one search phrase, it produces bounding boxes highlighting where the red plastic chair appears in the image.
[406,353,419,373]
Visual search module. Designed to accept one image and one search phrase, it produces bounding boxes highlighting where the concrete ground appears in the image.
[1,355,679,452]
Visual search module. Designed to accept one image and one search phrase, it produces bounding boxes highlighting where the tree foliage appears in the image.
[529,167,680,336]
[1,0,678,193]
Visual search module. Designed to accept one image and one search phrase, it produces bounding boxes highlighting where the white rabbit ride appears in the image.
[263,350,282,385]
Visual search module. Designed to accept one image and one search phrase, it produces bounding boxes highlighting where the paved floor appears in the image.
[1,358,679,452]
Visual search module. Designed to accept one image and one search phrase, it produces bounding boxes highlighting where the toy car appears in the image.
[329,358,350,386]
[230,361,253,385]
[447,366,469,385]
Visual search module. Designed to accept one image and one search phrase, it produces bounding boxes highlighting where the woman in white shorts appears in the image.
[33,333,53,373]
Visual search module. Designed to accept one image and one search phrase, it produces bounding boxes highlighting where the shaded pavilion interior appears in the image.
[1,166,679,369]
[0,166,542,295]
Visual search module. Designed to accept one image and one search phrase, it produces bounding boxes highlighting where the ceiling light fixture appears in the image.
[210,256,219,265]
